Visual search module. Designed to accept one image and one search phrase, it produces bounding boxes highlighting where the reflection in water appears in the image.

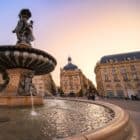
[0,99,114,140]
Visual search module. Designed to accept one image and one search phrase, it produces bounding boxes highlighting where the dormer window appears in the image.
[127,57,131,60]
[115,59,118,62]
[106,60,108,63]
[133,56,136,60]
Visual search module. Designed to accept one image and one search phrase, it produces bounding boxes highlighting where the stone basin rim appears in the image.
[0,45,57,63]
[0,96,43,107]
[49,98,137,140]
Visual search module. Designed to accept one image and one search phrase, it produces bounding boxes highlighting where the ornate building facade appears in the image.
[94,51,140,99]
[32,74,56,97]
[60,57,96,96]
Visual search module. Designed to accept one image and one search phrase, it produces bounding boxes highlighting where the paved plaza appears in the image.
[99,98,140,138]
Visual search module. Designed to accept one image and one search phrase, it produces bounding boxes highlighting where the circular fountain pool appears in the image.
[0,99,114,140]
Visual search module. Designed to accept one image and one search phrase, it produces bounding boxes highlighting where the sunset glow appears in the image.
[0,0,139,85]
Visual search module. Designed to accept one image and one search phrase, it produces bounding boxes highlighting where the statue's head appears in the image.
[19,9,32,20]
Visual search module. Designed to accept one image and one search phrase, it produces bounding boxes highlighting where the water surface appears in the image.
[0,99,114,140]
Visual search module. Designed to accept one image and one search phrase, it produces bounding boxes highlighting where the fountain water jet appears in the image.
[30,91,37,116]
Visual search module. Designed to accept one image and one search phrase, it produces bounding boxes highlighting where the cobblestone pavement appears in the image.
[99,98,140,137]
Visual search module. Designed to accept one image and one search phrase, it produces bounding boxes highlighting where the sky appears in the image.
[0,0,140,86]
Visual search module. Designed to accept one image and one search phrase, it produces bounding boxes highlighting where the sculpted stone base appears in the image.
[0,96,43,107]
[0,68,42,106]
[16,42,31,48]
[2,68,32,96]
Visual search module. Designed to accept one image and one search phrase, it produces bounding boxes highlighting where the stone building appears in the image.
[32,74,56,97]
[94,51,140,99]
[60,57,96,96]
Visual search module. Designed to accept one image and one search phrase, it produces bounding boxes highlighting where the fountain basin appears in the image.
[0,99,114,140]
[0,99,137,140]
[0,45,57,75]
[0,96,43,107]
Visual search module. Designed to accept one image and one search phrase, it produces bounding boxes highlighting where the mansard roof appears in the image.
[100,51,140,63]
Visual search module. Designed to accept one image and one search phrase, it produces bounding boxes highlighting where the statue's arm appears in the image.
[13,20,23,33]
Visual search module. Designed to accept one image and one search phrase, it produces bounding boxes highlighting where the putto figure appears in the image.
[13,9,35,45]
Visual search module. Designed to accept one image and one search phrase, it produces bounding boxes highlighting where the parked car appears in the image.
[68,92,76,97]
[87,94,95,100]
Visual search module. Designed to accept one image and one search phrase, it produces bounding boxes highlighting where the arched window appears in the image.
[130,65,136,71]
[106,84,111,89]
[126,83,132,89]
[115,84,122,89]
[136,83,140,89]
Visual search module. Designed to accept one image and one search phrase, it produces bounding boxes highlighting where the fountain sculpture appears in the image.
[0,9,57,106]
